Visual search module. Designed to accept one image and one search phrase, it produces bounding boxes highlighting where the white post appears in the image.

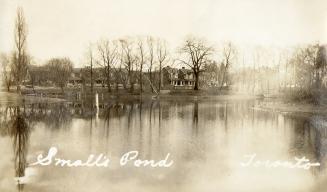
[95,92,99,120]
[95,92,99,110]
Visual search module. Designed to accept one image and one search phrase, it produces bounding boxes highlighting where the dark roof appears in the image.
[179,68,193,74]
[27,64,47,72]
[69,77,82,81]
[72,68,83,73]
[171,78,195,81]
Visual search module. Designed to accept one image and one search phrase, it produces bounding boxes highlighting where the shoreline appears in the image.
[254,99,327,116]
[2,88,327,116]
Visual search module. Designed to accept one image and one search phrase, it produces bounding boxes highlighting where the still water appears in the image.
[0,95,326,192]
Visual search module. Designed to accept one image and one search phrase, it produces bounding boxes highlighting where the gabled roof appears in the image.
[179,68,193,74]
[163,66,179,74]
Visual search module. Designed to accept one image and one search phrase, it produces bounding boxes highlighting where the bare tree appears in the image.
[113,48,125,91]
[120,38,137,92]
[46,58,73,93]
[156,38,169,92]
[289,44,318,90]
[97,39,118,92]
[11,7,29,93]
[88,45,94,93]
[147,36,155,92]
[82,44,101,93]
[220,42,237,90]
[137,38,146,93]
[314,45,326,88]
[117,45,128,90]
[0,54,12,91]
[179,36,214,90]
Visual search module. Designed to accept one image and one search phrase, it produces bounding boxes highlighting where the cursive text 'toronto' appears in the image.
[240,154,320,170]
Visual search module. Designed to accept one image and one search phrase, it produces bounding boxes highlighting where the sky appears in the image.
[0,0,326,67]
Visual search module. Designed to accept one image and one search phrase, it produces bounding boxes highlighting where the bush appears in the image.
[285,89,321,105]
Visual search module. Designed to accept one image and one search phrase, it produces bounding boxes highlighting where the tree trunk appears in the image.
[316,70,321,89]
[115,81,119,92]
[129,71,134,93]
[16,85,21,94]
[130,83,134,93]
[158,67,162,92]
[140,71,143,93]
[220,66,227,91]
[149,70,154,93]
[123,81,127,90]
[107,67,111,93]
[194,73,199,90]
[6,80,11,92]
[107,78,111,93]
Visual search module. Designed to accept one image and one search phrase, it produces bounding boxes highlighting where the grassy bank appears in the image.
[6,86,255,99]
[6,86,327,116]
[251,87,327,115]
[0,91,64,105]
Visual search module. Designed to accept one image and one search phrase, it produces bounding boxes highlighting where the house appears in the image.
[68,68,83,86]
[162,66,195,89]
[67,66,196,90]
[68,67,107,87]
[68,67,130,88]
[68,77,83,86]
[26,65,51,86]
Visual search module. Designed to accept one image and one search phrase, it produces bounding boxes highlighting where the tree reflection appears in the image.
[127,101,134,138]
[193,101,199,136]
[0,98,326,192]
[0,103,75,191]
[8,107,30,191]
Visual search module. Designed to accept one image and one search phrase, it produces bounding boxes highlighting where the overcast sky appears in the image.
[0,0,326,66]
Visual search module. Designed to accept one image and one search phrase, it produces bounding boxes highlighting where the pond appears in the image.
[0,94,326,192]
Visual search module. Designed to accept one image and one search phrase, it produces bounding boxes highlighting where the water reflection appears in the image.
[0,98,326,191]
[9,107,30,191]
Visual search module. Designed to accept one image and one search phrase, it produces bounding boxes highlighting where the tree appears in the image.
[137,38,146,93]
[156,38,169,92]
[97,39,118,92]
[0,54,12,91]
[220,42,237,90]
[11,7,29,93]
[87,45,94,93]
[288,44,319,90]
[314,45,327,88]
[113,52,125,91]
[179,36,214,90]
[46,58,73,92]
[147,36,156,93]
[202,60,219,87]
[120,38,137,92]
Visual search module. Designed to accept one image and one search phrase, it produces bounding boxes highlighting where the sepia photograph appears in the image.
[0,0,327,191]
